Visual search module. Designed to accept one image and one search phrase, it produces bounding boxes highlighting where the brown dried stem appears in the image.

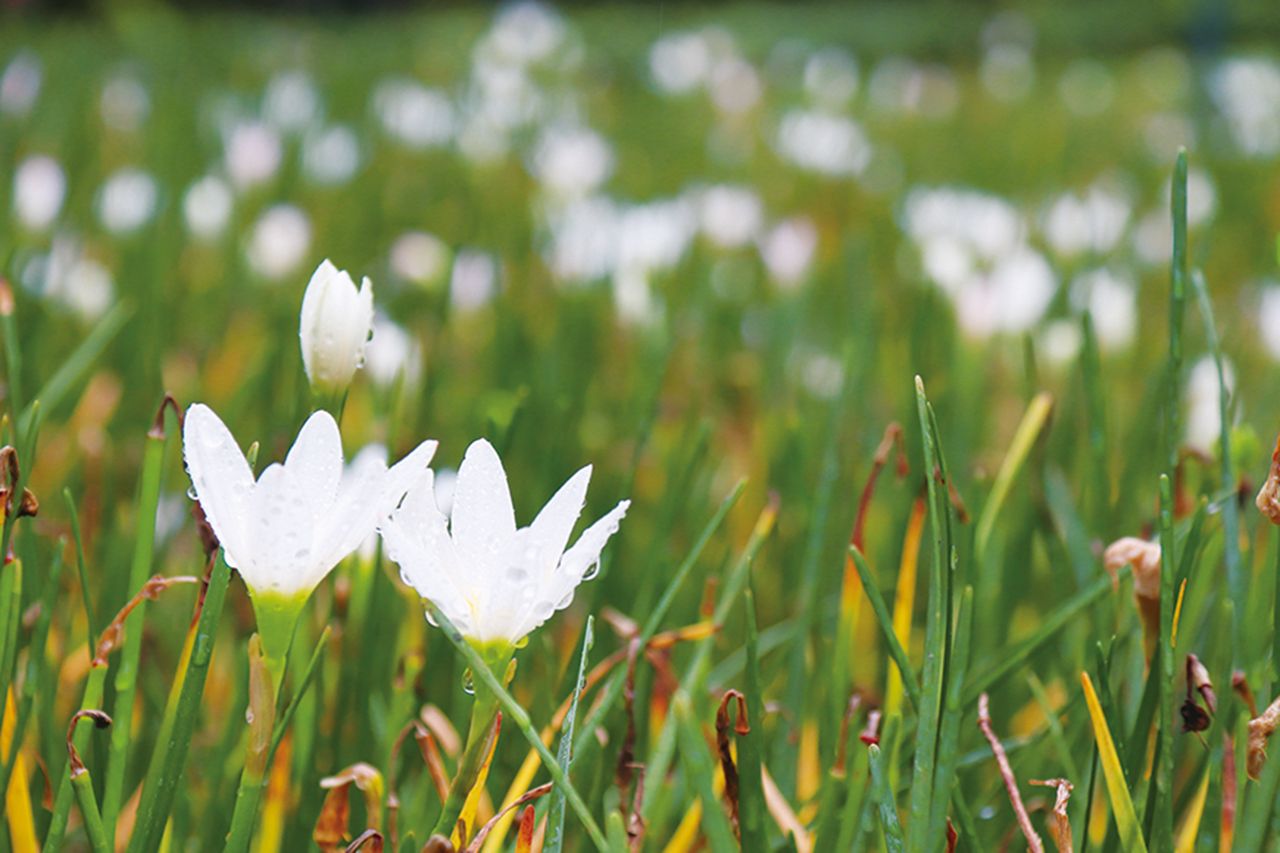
[977,693,1045,853]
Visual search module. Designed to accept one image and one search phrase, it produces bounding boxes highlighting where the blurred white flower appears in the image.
[981,45,1035,102]
[27,239,114,321]
[775,109,872,177]
[13,155,66,231]
[0,52,41,116]
[869,58,958,118]
[699,185,764,249]
[1210,57,1280,157]
[182,175,234,240]
[482,1,565,66]
[953,248,1056,338]
[903,187,1023,262]
[183,403,436,656]
[1260,283,1280,361]
[531,125,614,199]
[365,314,423,388]
[99,74,150,133]
[759,217,817,289]
[1058,59,1115,117]
[299,260,375,399]
[709,56,762,115]
[381,438,628,646]
[263,70,321,133]
[803,49,859,108]
[1041,185,1131,258]
[450,250,498,311]
[796,349,844,399]
[247,204,311,280]
[1070,267,1137,350]
[390,231,451,288]
[96,168,158,234]
[1185,356,1233,453]
[224,121,283,191]
[373,79,455,149]
[1039,320,1083,367]
[648,31,715,95]
[612,265,662,328]
[302,124,361,186]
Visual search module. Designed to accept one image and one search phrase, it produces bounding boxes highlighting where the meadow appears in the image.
[2,1,1280,850]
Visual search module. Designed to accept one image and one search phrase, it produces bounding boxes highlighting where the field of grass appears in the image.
[3,2,1280,851]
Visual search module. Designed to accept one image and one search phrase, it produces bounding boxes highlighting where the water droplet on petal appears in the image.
[513,635,529,649]
[582,561,601,581]
[186,485,198,501]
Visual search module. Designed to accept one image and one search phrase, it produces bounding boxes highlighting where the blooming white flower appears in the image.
[299,260,375,400]
[382,439,629,647]
[183,403,436,657]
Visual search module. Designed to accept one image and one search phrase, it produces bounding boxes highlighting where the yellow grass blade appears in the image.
[2,686,38,853]
[886,498,925,717]
[1174,766,1209,853]
[1080,672,1148,853]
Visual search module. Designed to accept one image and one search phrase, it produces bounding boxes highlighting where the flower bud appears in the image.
[299,259,374,402]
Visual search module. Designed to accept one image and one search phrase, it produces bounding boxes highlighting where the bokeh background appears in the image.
[5,1,1280,847]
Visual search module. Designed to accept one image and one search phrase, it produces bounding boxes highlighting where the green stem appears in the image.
[44,666,107,851]
[431,681,502,839]
[71,767,112,853]
[223,636,286,853]
[101,426,168,839]
[426,602,609,852]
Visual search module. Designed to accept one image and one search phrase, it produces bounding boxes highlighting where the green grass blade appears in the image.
[545,615,593,853]
[868,744,905,853]
[974,392,1053,562]
[849,545,919,710]
[127,554,232,853]
[907,376,952,848]
[738,584,769,851]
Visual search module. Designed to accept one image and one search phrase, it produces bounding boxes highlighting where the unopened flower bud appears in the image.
[299,259,374,403]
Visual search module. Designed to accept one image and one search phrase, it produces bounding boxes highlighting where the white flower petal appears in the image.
[449,438,516,578]
[247,463,315,593]
[526,464,591,577]
[555,499,630,588]
[283,409,344,516]
[182,403,255,571]
[381,472,473,629]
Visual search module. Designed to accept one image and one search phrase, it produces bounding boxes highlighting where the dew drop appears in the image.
[244,707,254,725]
[582,561,601,581]
[186,485,198,501]
[424,609,438,628]
[556,590,574,610]
[513,635,529,649]
[462,668,475,695]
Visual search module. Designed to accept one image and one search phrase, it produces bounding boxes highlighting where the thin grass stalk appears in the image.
[101,420,169,839]
[126,553,231,853]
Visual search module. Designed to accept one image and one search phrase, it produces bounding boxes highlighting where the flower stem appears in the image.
[223,635,283,853]
[431,650,508,840]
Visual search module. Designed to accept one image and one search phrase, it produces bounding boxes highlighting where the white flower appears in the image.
[382,439,629,647]
[182,175,234,240]
[96,168,158,234]
[183,403,437,604]
[13,155,66,231]
[247,205,311,280]
[299,260,375,398]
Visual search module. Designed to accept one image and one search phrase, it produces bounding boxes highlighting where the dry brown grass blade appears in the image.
[1030,778,1073,853]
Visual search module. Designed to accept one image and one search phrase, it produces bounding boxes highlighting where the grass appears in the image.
[1,2,1280,850]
